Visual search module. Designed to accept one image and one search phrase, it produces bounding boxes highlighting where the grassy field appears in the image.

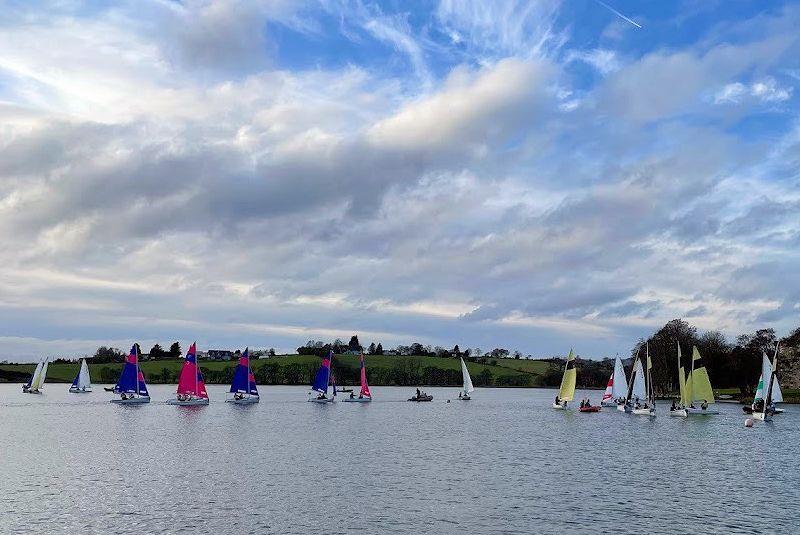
[0,354,544,387]
[491,358,551,375]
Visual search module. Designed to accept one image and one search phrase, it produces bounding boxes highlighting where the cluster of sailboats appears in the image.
[18,340,785,420]
[553,342,785,422]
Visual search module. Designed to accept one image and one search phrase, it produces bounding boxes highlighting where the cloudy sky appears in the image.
[1,0,798,361]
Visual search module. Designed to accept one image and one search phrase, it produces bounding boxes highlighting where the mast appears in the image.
[762,343,780,420]
[135,344,140,396]
[626,346,641,402]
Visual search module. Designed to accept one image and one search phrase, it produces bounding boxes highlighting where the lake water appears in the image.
[1,384,798,534]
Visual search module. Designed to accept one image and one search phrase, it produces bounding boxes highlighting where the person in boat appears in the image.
[349,392,354,399]
[555,395,560,405]
[416,388,421,398]
[670,400,676,411]
[701,400,708,410]
[585,399,591,408]
[317,392,326,400]
[121,392,128,400]
[358,393,364,399]
[234,392,243,400]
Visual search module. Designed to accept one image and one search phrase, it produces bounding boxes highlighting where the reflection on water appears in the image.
[1,384,798,534]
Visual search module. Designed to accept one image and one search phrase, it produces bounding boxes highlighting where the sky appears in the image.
[0,0,799,361]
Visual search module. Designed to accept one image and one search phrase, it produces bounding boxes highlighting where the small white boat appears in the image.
[601,355,628,407]
[69,358,92,393]
[552,349,576,410]
[752,344,780,422]
[225,348,260,404]
[23,359,48,394]
[342,396,371,403]
[686,406,719,415]
[632,407,655,417]
[626,344,655,417]
[110,344,151,404]
[616,403,627,412]
[669,408,688,417]
[459,357,474,401]
[684,346,718,417]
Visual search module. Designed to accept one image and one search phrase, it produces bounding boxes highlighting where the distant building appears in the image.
[140,353,151,360]
[207,349,234,361]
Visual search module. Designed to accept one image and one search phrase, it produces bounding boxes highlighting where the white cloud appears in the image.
[715,77,793,105]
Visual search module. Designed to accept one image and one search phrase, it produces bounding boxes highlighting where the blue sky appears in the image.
[0,0,798,361]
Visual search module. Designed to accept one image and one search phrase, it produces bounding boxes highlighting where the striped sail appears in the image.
[558,349,577,401]
[687,346,714,404]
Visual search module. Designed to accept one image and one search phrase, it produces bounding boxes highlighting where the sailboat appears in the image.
[69,358,93,393]
[309,350,335,403]
[601,355,628,407]
[22,358,48,394]
[343,353,372,402]
[110,344,150,404]
[685,346,718,415]
[458,357,475,401]
[167,343,209,405]
[625,344,655,417]
[552,349,576,409]
[753,344,780,422]
[226,348,259,404]
[744,352,784,414]
[670,342,688,417]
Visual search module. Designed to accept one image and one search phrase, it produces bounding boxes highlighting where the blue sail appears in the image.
[70,367,80,389]
[114,345,140,393]
[311,351,332,393]
[229,348,251,393]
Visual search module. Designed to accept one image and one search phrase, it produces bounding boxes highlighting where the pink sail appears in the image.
[176,342,204,396]
[359,354,371,398]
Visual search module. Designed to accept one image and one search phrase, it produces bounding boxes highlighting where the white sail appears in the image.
[612,356,628,398]
[32,360,49,390]
[631,359,646,400]
[78,359,92,390]
[755,353,783,403]
[460,357,474,394]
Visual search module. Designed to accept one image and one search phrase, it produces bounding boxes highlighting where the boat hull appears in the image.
[632,408,655,417]
[579,406,600,413]
[342,397,372,403]
[110,396,150,404]
[617,404,627,412]
[226,397,259,404]
[669,409,688,417]
[600,401,617,407]
[408,396,433,402]
[308,397,335,403]
[751,412,772,422]
[552,402,568,410]
[686,407,719,415]
[166,398,210,406]
[69,388,92,393]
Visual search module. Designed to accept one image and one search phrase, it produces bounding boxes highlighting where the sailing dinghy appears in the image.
[458,357,474,401]
[753,344,780,422]
[167,343,209,405]
[685,346,718,415]
[552,349,576,409]
[744,352,784,414]
[309,351,335,403]
[625,344,655,417]
[343,353,372,402]
[601,355,628,407]
[110,344,150,404]
[22,358,48,394]
[670,342,688,417]
[226,348,259,404]
[69,358,93,393]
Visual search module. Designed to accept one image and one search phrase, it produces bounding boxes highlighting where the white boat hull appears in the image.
[226,396,259,404]
[686,407,719,415]
[669,409,688,417]
[601,401,617,407]
[110,396,150,404]
[342,397,372,403]
[552,402,568,410]
[632,408,655,417]
[166,398,209,406]
[23,389,43,394]
[617,404,627,412]
[752,412,771,422]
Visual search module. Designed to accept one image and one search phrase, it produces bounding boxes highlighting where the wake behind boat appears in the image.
[110,344,150,404]
[226,348,259,404]
[166,343,209,406]
[69,358,92,393]
[343,353,372,403]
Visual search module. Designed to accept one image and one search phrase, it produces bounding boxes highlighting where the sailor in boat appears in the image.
[458,392,462,399]
[317,391,327,400]
[554,395,560,405]
[234,392,244,400]
[358,393,364,399]
[349,391,355,399]
[634,397,640,409]
[701,400,708,410]
[121,392,128,400]
[417,388,421,398]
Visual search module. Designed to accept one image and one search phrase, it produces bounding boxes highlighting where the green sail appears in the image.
[688,346,715,404]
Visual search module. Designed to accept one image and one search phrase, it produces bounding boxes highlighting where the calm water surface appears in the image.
[1,384,798,534]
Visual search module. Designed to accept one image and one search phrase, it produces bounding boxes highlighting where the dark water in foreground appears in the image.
[1,384,798,534]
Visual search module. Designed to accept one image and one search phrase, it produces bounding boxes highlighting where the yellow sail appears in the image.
[689,346,715,404]
[558,349,577,401]
[677,342,689,407]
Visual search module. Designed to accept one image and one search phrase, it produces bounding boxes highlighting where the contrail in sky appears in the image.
[594,0,642,29]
